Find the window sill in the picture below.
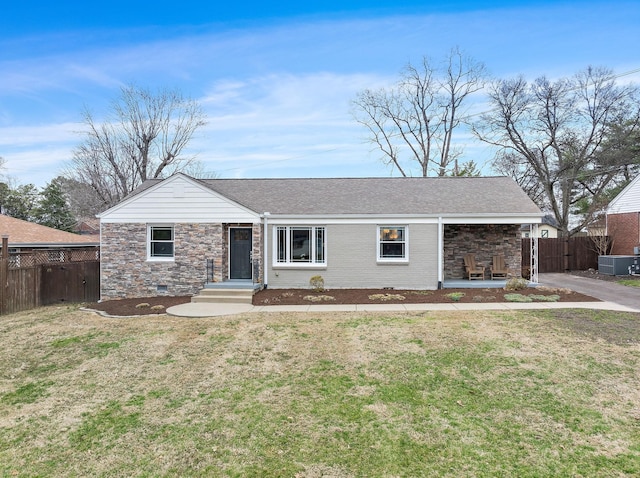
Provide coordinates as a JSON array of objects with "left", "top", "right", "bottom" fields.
[
  {"left": 147, "top": 257, "right": 175, "bottom": 263},
  {"left": 273, "top": 263, "right": 327, "bottom": 270},
  {"left": 376, "top": 260, "right": 409, "bottom": 265}
]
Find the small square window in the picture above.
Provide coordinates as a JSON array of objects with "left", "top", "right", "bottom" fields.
[
  {"left": 378, "top": 226, "right": 408, "bottom": 261},
  {"left": 541, "top": 230, "right": 549, "bottom": 238},
  {"left": 148, "top": 226, "right": 174, "bottom": 260}
]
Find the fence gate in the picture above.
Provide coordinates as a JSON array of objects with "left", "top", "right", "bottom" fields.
[
  {"left": 40, "top": 262, "right": 100, "bottom": 305},
  {"left": 0, "top": 243, "right": 100, "bottom": 315},
  {"left": 522, "top": 237, "right": 601, "bottom": 273}
]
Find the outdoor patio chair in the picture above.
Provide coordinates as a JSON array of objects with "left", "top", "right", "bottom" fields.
[
  {"left": 490, "top": 255, "right": 509, "bottom": 280},
  {"left": 463, "top": 254, "right": 484, "bottom": 280}
]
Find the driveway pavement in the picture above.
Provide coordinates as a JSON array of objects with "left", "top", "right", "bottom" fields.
[{"left": 538, "top": 273, "right": 640, "bottom": 312}]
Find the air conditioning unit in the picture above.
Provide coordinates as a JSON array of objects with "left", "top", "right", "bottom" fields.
[{"left": 598, "top": 255, "right": 636, "bottom": 275}]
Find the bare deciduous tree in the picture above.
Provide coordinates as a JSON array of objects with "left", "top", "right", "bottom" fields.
[
  {"left": 491, "top": 151, "right": 548, "bottom": 208},
  {"left": 67, "top": 85, "right": 207, "bottom": 210},
  {"left": 474, "top": 67, "right": 640, "bottom": 236},
  {"left": 352, "top": 47, "right": 487, "bottom": 177}
]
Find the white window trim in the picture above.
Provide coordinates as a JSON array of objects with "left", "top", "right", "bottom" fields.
[
  {"left": 273, "top": 225, "right": 326, "bottom": 268},
  {"left": 147, "top": 224, "right": 175, "bottom": 262},
  {"left": 377, "top": 225, "right": 409, "bottom": 263}
]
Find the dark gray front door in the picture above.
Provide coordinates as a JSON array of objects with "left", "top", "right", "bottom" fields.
[{"left": 229, "top": 228, "right": 252, "bottom": 280}]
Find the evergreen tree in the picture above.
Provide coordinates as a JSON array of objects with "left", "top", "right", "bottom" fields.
[
  {"left": 3, "top": 183, "right": 39, "bottom": 222},
  {"left": 33, "top": 178, "right": 76, "bottom": 232}
]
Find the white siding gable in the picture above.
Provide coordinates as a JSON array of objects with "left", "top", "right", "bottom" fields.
[
  {"left": 608, "top": 175, "right": 640, "bottom": 214},
  {"left": 99, "top": 174, "right": 259, "bottom": 223}
]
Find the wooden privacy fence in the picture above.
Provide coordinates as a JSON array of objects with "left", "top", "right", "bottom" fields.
[
  {"left": 522, "top": 236, "right": 602, "bottom": 274},
  {"left": 0, "top": 242, "right": 100, "bottom": 315}
]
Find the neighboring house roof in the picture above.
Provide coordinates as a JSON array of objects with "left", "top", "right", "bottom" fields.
[
  {"left": 521, "top": 214, "right": 559, "bottom": 231},
  {"left": 0, "top": 215, "right": 99, "bottom": 247},
  {"left": 608, "top": 175, "right": 640, "bottom": 214},
  {"left": 123, "top": 175, "right": 541, "bottom": 217},
  {"left": 76, "top": 217, "right": 100, "bottom": 235}
]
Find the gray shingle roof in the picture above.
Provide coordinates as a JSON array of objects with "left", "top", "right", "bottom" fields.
[
  {"left": 128, "top": 176, "right": 541, "bottom": 216},
  {"left": 195, "top": 176, "right": 541, "bottom": 216}
]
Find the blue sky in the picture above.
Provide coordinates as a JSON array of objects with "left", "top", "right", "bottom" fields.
[{"left": 1, "top": 0, "right": 638, "bottom": 186}]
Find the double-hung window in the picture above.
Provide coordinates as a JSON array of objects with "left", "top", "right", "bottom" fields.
[
  {"left": 148, "top": 225, "right": 174, "bottom": 260},
  {"left": 275, "top": 226, "right": 325, "bottom": 266},
  {"left": 378, "top": 226, "right": 408, "bottom": 262}
]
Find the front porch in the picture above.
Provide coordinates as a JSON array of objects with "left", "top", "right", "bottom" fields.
[
  {"left": 193, "top": 280, "right": 262, "bottom": 305},
  {"left": 442, "top": 279, "right": 507, "bottom": 289}
]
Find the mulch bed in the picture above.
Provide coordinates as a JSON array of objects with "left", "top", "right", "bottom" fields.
[
  {"left": 85, "top": 285, "right": 597, "bottom": 317},
  {"left": 85, "top": 296, "right": 192, "bottom": 316},
  {"left": 252, "top": 287, "right": 597, "bottom": 306}
]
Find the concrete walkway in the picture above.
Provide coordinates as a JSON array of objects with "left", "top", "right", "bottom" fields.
[{"left": 166, "top": 296, "right": 637, "bottom": 318}]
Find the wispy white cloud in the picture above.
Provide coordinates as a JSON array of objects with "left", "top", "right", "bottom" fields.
[
  {"left": 192, "top": 71, "right": 393, "bottom": 177},
  {"left": 0, "top": 2, "right": 638, "bottom": 185}
]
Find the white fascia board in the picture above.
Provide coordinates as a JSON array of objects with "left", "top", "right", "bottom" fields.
[
  {"left": 267, "top": 213, "right": 543, "bottom": 225},
  {"left": 441, "top": 215, "right": 543, "bottom": 224},
  {"left": 268, "top": 215, "right": 439, "bottom": 225}
]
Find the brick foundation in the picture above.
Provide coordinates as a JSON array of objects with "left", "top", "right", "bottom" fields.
[{"left": 444, "top": 224, "right": 521, "bottom": 279}]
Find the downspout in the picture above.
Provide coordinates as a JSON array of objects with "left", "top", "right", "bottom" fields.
[
  {"left": 263, "top": 212, "right": 270, "bottom": 289},
  {"left": 437, "top": 216, "right": 443, "bottom": 289}
]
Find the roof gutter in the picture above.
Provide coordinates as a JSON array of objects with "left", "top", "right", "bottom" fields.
[
  {"left": 3, "top": 242, "right": 100, "bottom": 248},
  {"left": 264, "top": 213, "right": 544, "bottom": 220}
]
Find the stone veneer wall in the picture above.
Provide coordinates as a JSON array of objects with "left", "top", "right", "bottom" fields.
[
  {"left": 101, "top": 223, "right": 225, "bottom": 299},
  {"left": 444, "top": 224, "right": 521, "bottom": 279},
  {"left": 252, "top": 223, "right": 263, "bottom": 284}
]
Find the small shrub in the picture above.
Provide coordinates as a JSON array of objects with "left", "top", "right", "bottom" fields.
[
  {"left": 504, "top": 278, "right": 529, "bottom": 291},
  {"left": 135, "top": 303, "right": 150, "bottom": 308},
  {"left": 535, "top": 285, "right": 572, "bottom": 294},
  {"left": 368, "top": 294, "right": 406, "bottom": 301},
  {"left": 473, "top": 295, "right": 496, "bottom": 302},
  {"left": 528, "top": 294, "right": 560, "bottom": 302},
  {"left": 446, "top": 292, "right": 465, "bottom": 302},
  {"left": 150, "top": 305, "right": 165, "bottom": 311},
  {"left": 303, "top": 295, "right": 335, "bottom": 303},
  {"left": 309, "top": 275, "right": 325, "bottom": 292},
  {"left": 504, "top": 293, "right": 532, "bottom": 303}
]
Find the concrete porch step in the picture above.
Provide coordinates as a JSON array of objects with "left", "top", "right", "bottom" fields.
[{"left": 191, "top": 287, "right": 255, "bottom": 304}]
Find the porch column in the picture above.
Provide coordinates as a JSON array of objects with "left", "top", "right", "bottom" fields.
[
  {"left": 437, "top": 217, "right": 443, "bottom": 289},
  {"left": 263, "top": 212, "right": 270, "bottom": 288},
  {"left": 529, "top": 223, "right": 539, "bottom": 283}
]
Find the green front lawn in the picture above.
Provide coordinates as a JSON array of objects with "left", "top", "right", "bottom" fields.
[{"left": 1, "top": 306, "right": 639, "bottom": 477}]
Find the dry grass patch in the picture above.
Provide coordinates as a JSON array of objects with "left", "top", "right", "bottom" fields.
[{"left": 0, "top": 305, "right": 639, "bottom": 476}]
